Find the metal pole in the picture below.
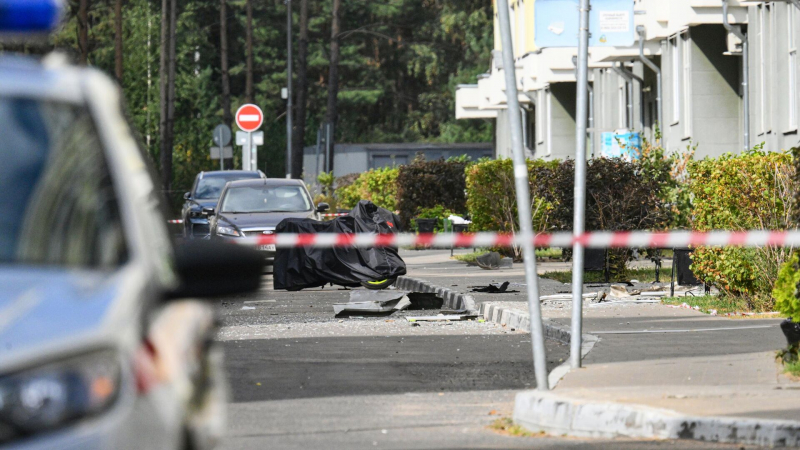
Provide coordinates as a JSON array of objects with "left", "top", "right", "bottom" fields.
[
  {"left": 637, "top": 26, "right": 663, "bottom": 136},
  {"left": 722, "top": 0, "right": 749, "bottom": 151},
  {"left": 496, "top": 0, "right": 549, "bottom": 391},
  {"left": 570, "top": 0, "right": 590, "bottom": 370},
  {"left": 286, "top": 0, "right": 293, "bottom": 178},
  {"left": 315, "top": 126, "right": 321, "bottom": 179},
  {"left": 588, "top": 83, "right": 594, "bottom": 157},
  {"left": 248, "top": 132, "right": 253, "bottom": 172},
  {"left": 325, "top": 123, "right": 332, "bottom": 174},
  {"left": 218, "top": 128, "right": 224, "bottom": 171}
]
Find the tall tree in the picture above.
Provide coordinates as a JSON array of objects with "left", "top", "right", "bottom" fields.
[
  {"left": 324, "top": 0, "right": 341, "bottom": 172},
  {"left": 159, "top": 0, "right": 177, "bottom": 193},
  {"left": 114, "top": 0, "right": 123, "bottom": 82},
  {"left": 78, "top": 0, "right": 89, "bottom": 64},
  {"left": 220, "top": 0, "right": 232, "bottom": 170},
  {"left": 245, "top": 0, "right": 254, "bottom": 103},
  {"left": 291, "top": 0, "right": 308, "bottom": 179}
]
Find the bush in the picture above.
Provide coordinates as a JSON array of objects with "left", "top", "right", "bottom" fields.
[
  {"left": 337, "top": 167, "right": 399, "bottom": 211},
  {"left": 465, "top": 157, "right": 670, "bottom": 277},
  {"left": 411, "top": 205, "right": 455, "bottom": 232},
  {"left": 690, "top": 150, "right": 795, "bottom": 309},
  {"left": 396, "top": 157, "right": 469, "bottom": 228}
]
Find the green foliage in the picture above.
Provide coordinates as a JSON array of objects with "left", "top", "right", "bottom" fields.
[
  {"left": 775, "top": 253, "right": 800, "bottom": 321},
  {"left": 411, "top": 205, "right": 455, "bottom": 232},
  {"left": 396, "top": 157, "right": 469, "bottom": 228},
  {"left": 465, "top": 158, "right": 557, "bottom": 233},
  {"left": 465, "top": 157, "right": 671, "bottom": 277},
  {"left": 689, "top": 151, "right": 796, "bottom": 308},
  {"left": 661, "top": 295, "right": 751, "bottom": 315},
  {"left": 337, "top": 167, "right": 399, "bottom": 211},
  {"left": 45, "top": 0, "right": 493, "bottom": 207}
]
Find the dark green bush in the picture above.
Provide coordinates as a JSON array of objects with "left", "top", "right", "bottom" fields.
[{"left": 396, "top": 157, "right": 468, "bottom": 228}]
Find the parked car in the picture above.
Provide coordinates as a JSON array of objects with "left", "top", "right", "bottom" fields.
[
  {"left": 0, "top": 10, "right": 264, "bottom": 449},
  {"left": 181, "top": 170, "right": 265, "bottom": 239},
  {"left": 205, "top": 179, "right": 329, "bottom": 263}
]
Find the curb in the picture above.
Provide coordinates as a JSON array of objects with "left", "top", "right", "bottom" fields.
[
  {"left": 394, "top": 277, "right": 476, "bottom": 312},
  {"left": 513, "top": 390, "right": 800, "bottom": 447},
  {"left": 478, "top": 302, "right": 599, "bottom": 387}
]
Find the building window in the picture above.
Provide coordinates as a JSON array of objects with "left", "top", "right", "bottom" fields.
[
  {"left": 682, "top": 31, "right": 692, "bottom": 138},
  {"left": 671, "top": 36, "right": 681, "bottom": 124},
  {"left": 789, "top": 6, "right": 798, "bottom": 131}
]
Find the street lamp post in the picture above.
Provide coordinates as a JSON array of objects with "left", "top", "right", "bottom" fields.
[{"left": 286, "top": 0, "right": 293, "bottom": 178}]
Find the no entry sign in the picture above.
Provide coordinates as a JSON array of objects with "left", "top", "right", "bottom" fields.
[{"left": 235, "top": 104, "right": 264, "bottom": 132}]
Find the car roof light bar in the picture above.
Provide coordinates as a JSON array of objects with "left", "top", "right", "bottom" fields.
[{"left": 0, "top": 0, "right": 63, "bottom": 35}]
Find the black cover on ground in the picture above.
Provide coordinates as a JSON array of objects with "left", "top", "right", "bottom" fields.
[{"left": 274, "top": 201, "right": 406, "bottom": 290}]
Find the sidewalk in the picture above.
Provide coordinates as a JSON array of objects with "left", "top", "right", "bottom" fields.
[{"left": 402, "top": 249, "right": 800, "bottom": 447}]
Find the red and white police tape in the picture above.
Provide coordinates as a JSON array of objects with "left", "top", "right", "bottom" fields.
[
  {"left": 231, "top": 229, "right": 800, "bottom": 249},
  {"left": 167, "top": 219, "right": 184, "bottom": 224},
  {"left": 321, "top": 213, "right": 349, "bottom": 218}
]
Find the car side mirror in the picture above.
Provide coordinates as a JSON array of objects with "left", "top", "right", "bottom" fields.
[
  {"left": 202, "top": 207, "right": 216, "bottom": 216},
  {"left": 166, "top": 240, "right": 264, "bottom": 300},
  {"left": 184, "top": 192, "right": 191, "bottom": 200},
  {"left": 316, "top": 202, "right": 330, "bottom": 213}
]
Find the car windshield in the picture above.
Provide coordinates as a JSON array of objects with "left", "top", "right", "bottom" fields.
[
  {"left": 194, "top": 174, "right": 259, "bottom": 199},
  {"left": 0, "top": 97, "right": 127, "bottom": 268},
  {"left": 221, "top": 185, "right": 312, "bottom": 213}
]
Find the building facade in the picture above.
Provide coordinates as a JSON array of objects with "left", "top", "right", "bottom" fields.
[{"left": 456, "top": 0, "right": 800, "bottom": 160}]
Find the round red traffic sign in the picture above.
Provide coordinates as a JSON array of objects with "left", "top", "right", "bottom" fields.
[{"left": 235, "top": 104, "right": 264, "bottom": 132}]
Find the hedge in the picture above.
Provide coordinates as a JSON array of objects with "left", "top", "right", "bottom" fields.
[
  {"left": 690, "top": 151, "right": 795, "bottom": 309},
  {"left": 336, "top": 167, "right": 399, "bottom": 211},
  {"left": 396, "top": 158, "right": 468, "bottom": 228},
  {"left": 465, "top": 157, "right": 670, "bottom": 274}
]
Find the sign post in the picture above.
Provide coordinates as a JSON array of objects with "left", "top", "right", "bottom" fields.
[
  {"left": 213, "top": 124, "right": 232, "bottom": 171},
  {"left": 235, "top": 104, "right": 264, "bottom": 171},
  {"left": 534, "top": 0, "right": 634, "bottom": 369},
  {"left": 497, "top": 0, "right": 550, "bottom": 391}
]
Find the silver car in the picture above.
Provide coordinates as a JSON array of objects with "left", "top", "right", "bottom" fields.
[{"left": 0, "top": 53, "right": 263, "bottom": 449}]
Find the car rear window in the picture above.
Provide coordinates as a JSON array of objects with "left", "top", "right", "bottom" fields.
[
  {"left": 0, "top": 97, "right": 127, "bottom": 269},
  {"left": 194, "top": 173, "right": 261, "bottom": 199}
]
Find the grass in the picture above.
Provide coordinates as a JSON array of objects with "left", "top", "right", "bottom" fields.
[
  {"left": 453, "top": 248, "right": 563, "bottom": 264},
  {"left": 661, "top": 295, "right": 750, "bottom": 315},
  {"left": 540, "top": 267, "right": 673, "bottom": 284},
  {"left": 488, "top": 418, "right": 542, "bottom": 437},
  {"left": 785, "top": 360, "right": 800, "bottom": 378}
]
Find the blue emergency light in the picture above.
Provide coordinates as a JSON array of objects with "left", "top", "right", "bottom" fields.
[{"left": 0, "top": 0, "right": 62, "bottom": 34}]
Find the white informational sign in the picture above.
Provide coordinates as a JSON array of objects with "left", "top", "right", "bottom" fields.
[{"left": 598, "top": 11, "right": 630, "bottom": 33}]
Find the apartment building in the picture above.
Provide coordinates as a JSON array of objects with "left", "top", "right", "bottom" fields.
[{"left": 456, "top": 0, "right": 800, "bottom": 160}]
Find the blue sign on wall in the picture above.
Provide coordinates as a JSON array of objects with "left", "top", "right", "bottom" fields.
[
  {"left": 600, "top": 131, "right": 642, "bottom": 159},
  {"left": 535, "top": 0, "right": 635, "bottom": 49}
]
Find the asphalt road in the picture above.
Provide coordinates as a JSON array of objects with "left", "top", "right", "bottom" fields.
[{"left": 215, "top": 269, "right": 760, "bottom": 449}]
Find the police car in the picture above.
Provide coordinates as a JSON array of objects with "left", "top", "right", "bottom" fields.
[{"left": 0, "top": 2, "right": 263, "bottom": 449}]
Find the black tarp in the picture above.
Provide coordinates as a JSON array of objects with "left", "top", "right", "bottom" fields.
[{"left": 273, "top": 201, "right": 407, "bottom": 290}]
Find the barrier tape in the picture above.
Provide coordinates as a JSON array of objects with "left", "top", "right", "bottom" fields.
[
  {"left": 321, "top": 213, "right": 349, "bottom": 218},
  {"left": 230, "top": 230, "right": 800, "bottom": 249},
  {"left": 167, "top": 219, "right": 184, "bottom": 224}
]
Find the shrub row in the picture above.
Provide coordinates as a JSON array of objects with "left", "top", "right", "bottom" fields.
[{"left": 689, "top": 151, "right": 795, "bottom": 311}]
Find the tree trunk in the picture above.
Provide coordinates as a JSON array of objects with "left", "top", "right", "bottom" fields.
[
  {"left": 325, "top": 0, "right": 341, "bottom": 173},
  {"left": 245, "top": 0, "right": 254, "bottom": 103},
  {"left": 220, "top": 0, "right": 232, "bottom": 169},
  {"left": 159, "top": 0, "right": 169, "bottom": 183},
  {"left": 291, "top": 0, "right": 308, "bottom": 179},
  {"left": 159, "top": 0, "right": 177, "bottom": 195},
  {"left": 78, "top": 0, "right": 89, "bottom": 65},
  {"left": 114, "top": 0, "right": 123, "bottom": 82}
]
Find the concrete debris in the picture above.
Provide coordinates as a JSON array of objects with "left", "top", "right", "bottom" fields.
[
  {"left": 470, "top": 281, "right": 519, "bottom": 293},
  {"left": 407, "top": 292, "right": 444, "bottom": 310},
  {"left": 475, "top": 252, "right": 513, "bottom": 270},
  {"left": 333, "top": 290, "right": 412, "bottom": 317},
  {"left": 406, "top": 314, "right": 478, "bottom": 322},
  {"left": 608, "top": 285, "right": 632, "bottom": 298}
]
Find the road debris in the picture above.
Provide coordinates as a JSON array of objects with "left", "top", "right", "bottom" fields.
[
  {"left": 406, "top": 314, "right": 478, "bottom": 322},
  {"left": 407, "top": 292, "right": 444, "bottom": 310},
  {"left": 333, "top": 290, "right": 411, "bottom": 317},
  {"left": 474, "top": 252, "right": 513, "bottom": 270},
  {"left": 470, "top": 281, "right": 519, "bottom": 293}
]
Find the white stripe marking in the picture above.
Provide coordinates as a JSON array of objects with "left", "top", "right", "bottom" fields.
[{"left": 239, "top": 114, "right": 260, "bottom": 121}]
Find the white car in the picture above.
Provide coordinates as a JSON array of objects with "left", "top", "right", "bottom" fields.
[{"left": 0, "top": 3, "right": 263, "bottom": 449}]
